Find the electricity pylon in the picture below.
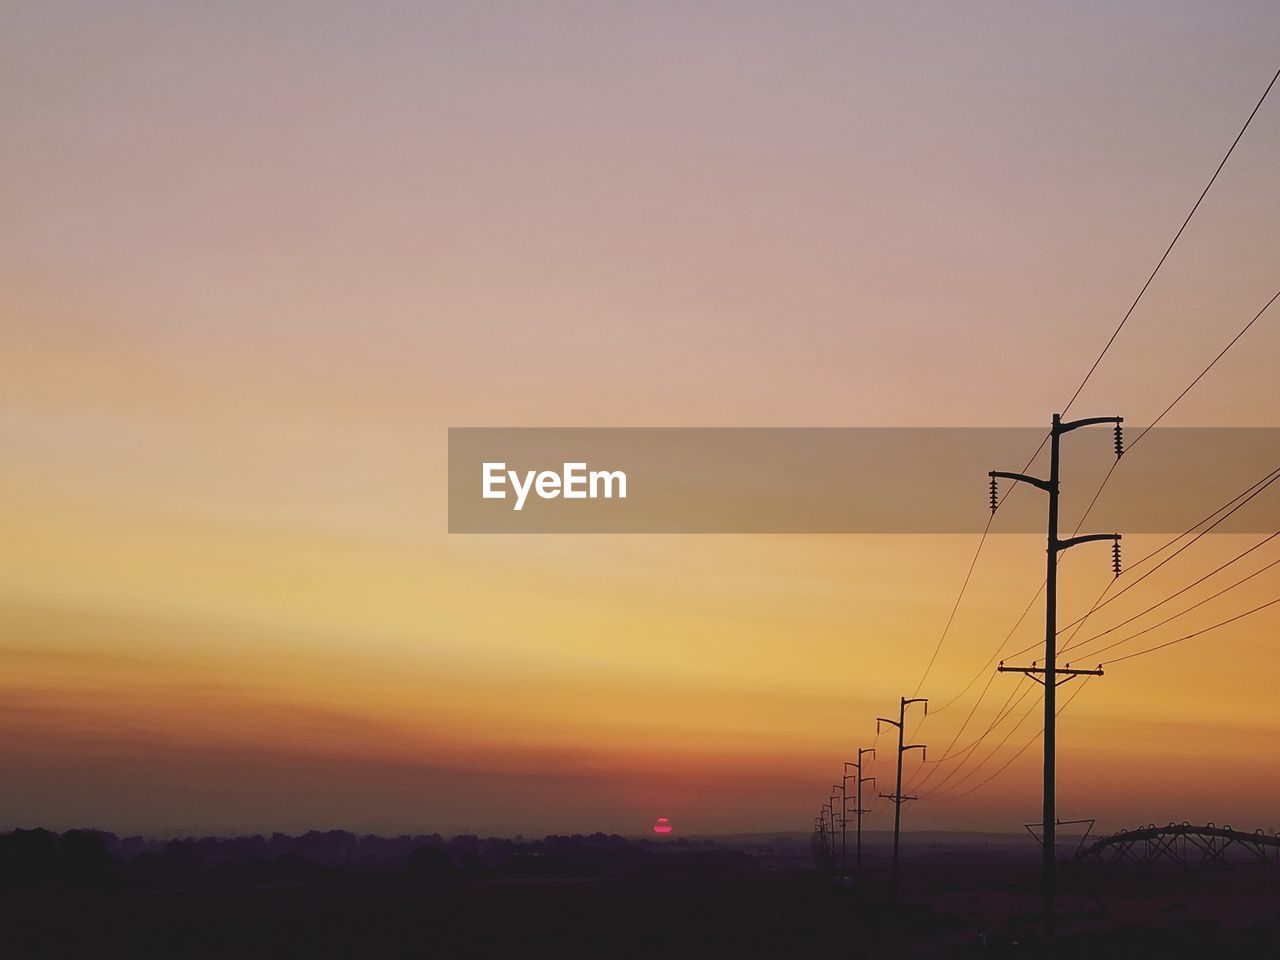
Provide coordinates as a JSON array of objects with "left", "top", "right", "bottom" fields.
[
  {"left": 878, "top": 697, "right": 927, "bottom": 903},
  {"left": 989, "top": 412, "right": 1122, "bottom": 942}
]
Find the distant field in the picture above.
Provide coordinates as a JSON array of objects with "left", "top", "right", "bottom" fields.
[{"left": 3, "top": 867, "right": 1279, "bottom": 958}]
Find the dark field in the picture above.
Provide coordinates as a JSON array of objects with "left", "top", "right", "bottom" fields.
[{"left": 2, "top": 829, "right": 1278, "bottom": 958}]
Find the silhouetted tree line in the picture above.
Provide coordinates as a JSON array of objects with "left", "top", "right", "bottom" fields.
[{"left": 0, "top": 828, "right": 754, "bottom": 890}]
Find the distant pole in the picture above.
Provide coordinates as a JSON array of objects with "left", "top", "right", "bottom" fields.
[
  {"left": 853, "top": 748, "right": 876, "bottom": 882},
  {"left": 830, "top": 790, "right": 841, "bottom": 871},
  {"left": 832, "top": 784, "right": 847, "bottom": 879},
  {"left": 990, "top": 412, "right": 1122, "bottom": 943},
  {"left": 829, "top": 802, "right": 837, "bottom": 854},
  {"left": 841, "top": 763, "right": 859, "bottom": 880},
  {"left": 878, "top": 697, "right": 927, "bottom": 904},
  {"left": 821, "top": 803, "right": 833, "bottom": 863},
  {"left": 834, "top": 778, "right": 844, "bottom": 885}
]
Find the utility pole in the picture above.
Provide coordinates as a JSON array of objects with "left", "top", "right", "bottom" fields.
[
  {"left": 989, "top": 412, "right": 1122, "bottom": 943},
  {"left": 850, "top": 749, "right": 875, "bottom": 882},
  {"left": 821, "top": 803, "right": 834, "bottom": 864},
  {"left": 877, "top": 697, "right": 927, "bottom": 903},
  {"left": 830, "top": 789, "right": 841, "bottom": 872},
  {"left": 817, "top": 807, "right": 826, "bottom": 865},
  {"left": 840, "top": 763, "right": 859, "bottom": 881},
  {"left": 832, "top": 783, "right": 848, "bottom": 880}
]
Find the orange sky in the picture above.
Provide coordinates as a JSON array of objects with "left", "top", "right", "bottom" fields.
[{"left": 2, "top": 2, "right": 1280, "bottom": 837}]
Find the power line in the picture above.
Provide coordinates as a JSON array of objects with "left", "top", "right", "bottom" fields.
[
  {"left": 922, "top": 677, "right": 1094, "bottom": 804},
  {"left": 1059, "top": 64, "right": 1280, "bottom": 417},
  {"left": 932, "top": 583, "right": 1045, "bottom": 717},
  {"left": 916, "top": 666, "right": 1029, "bottom": 779},
  {"left": 1004, "top": 286, "right": 1280, "bottom": 660},
  {"left": 922, "top": 681, "right": 1043, "bottom": 800},
  {"left": 1067, "top": 551, "right": 1280, "bottom": 664},
  {"left": 1101, "top": 595, "right": 1280, "bottom": 666},
  {"left": 1114, "top": 465, "right": 1280, "bottom": 575},
  {"left": 1062, "top": 284, "right": 1280, "bottom": 539},
  {"left": 915, "top": 669, "right": 999, "bottom": 774},
  {"left": 912, "top": 515, "right": 995, "bottom": 697},
  {"left": 818, "top": 61, "right": 1280, "bottom": 854},
  {"left": 905, "top": 220, "right": 1280, "bottom": 728},
  {"left": 911, "top": 62, "right": 1280, "bottom": 720},
  {"left": 927, "top": 88, "right": 1280, "bottom": 729},
  {"left": 917, "top": 462, "right": 1280, "bottom": 809},
  {"left": 908, "top": 587, "right": 1046, "bottom": 790},
  {"left": 909, "top": 457, "right": 1280, "bottom": 812},
  {"left": 1058, "top": 465, "right": 1280, "bottom": 627},
  {"left": 919, "top": 677, "right": 1038, "bottom": 797},
  {"left": 1130, "top": 287, "right": 1280, "bottom": 445},
  {"left": 1056, "top": 575, "right": 1118, "bottom": 653},
  {"left": 1062, "top": 530, "right": 1280, "bottom": 656},
  {"left": 1002, "top": 462, "right": 1280, "bottom": 661}
]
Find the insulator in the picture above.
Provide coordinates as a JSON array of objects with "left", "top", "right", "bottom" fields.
[
  {"left": 989, "top": 476, "right": 999, "bottom": 514},
  {"left": 1112, "top": 539, "right": 1122, "bottom": 578},
  {"left": 1113, "top": 422, "right": 1124, "bottom": 459}
]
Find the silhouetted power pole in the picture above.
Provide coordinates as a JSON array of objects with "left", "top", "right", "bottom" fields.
[
  {"left": 821, "top": 802, "right": 834, "bottom": 862},
  {"left": 850, "top": 748, "right": 875, "bottom": 882},
  {"left": 830, "top": 789, "right": 841, "bottom": 871},
  {"left": 833, "top": 781, "right": 850, "bottom": 880},
  {"left": 878, "top": 697, "right": 927, "bottom": 903},
  {"left": 817, "top": 806, "right": 827, "bottom": 864},
  {"left": 989, "top": 412, "right": 1122, "bottom": 943},
  {"left": 814, "top": 811, "right": 829, "bottom": 865},
  {"left": 841, "top": 762, "right": 865, "bottom": 881}
]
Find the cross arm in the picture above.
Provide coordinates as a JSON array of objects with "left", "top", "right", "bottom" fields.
[
  {"left": 1059, "top": 415, "right": 1123, "bottom": 434},
  {"left": 989, "top": 470, "right": 1052, "bottom": 493},
  {"left": 1058, "top": 532, "right": 1120, "bottom": 552}
]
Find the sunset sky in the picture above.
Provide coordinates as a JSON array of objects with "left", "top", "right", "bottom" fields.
[{"left": 3, "top": 2, "right": 1280, "bottom": 838}]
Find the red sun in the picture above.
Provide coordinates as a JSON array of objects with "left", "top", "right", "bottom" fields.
[{"left": 652, "top": 817, "right": 673, "bottom": 835}]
